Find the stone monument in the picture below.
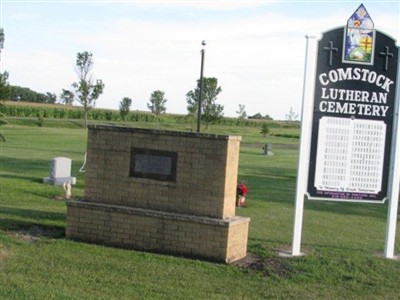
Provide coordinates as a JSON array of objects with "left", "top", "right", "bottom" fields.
[
  {"left": 66, "top": 125, "right": 250, "bottom": 263},
  {"left": 43, "top": 157, "right": 76, "bottom": 185}
]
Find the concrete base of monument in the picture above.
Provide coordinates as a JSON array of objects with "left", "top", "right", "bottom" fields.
[
  {"left": 278, "top": 250, "right": 305, "bottom": 258},
  {"left": 379, "top": 254, "right": 400, "bottom": 260},
  {"left": 43, "top": 176, "right": 76, "bottom": 186},
  {"left": 66, "top": 200, "right": 250, "bottom": 263},
  {"left": 388, "top": 256, "right": 400, "bottom": 261}
]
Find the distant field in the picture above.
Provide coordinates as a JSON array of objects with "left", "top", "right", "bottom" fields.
[
  {"left": 0, "top": 120, "right": 399, "bottom": 299},
  {"left": 0, "top": 100, "right": 301, "bottom": 130}
]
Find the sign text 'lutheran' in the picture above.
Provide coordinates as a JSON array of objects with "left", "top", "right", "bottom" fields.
[{"left": 318, "top": 67, "right": 394, "bottom": 117}]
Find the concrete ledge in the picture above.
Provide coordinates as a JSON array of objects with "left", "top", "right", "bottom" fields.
[
  {"left": 66, "top": 200, "right": 250, "bottom": 263},
  {"left": 67, "top": 200, "right": 250, "bottom": 226}
]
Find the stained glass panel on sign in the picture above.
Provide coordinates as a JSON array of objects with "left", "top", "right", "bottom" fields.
[{"left": 343, "top": 4, "right": 375, "bottom": 64}]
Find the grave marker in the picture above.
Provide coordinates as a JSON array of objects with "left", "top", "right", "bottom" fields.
[
  {"left": 43, "top": 157, "right": 76, "bottom": 185},
  {"left": 66, "top": 126, "right": 250, "bottom": 263},
  {"left": 263, "top": 144, "right": 273, "bottom": 156}
]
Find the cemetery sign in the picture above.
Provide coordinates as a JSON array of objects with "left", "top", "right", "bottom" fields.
[{"left": 307, "top": 4, "right": 399, "bottom": 203}]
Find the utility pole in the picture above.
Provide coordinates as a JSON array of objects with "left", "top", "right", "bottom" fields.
[{"left": 197, "top": 40, "right": 206, "bottom": 133}]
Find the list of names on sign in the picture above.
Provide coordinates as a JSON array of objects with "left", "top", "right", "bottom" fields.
[{"left": 314, "top": 116, "right": 386, "bottom": 195}]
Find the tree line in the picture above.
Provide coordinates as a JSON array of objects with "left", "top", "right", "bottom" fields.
[
  {"left": 59, "top": 51, "right": 229, "bottom": 128},
  {"left": 0, "top": 26, "right": 282, "bottom": 129}
]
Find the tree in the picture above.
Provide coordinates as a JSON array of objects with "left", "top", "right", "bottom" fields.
[
  {"left": 0, "top": 27, "right": 4, "bottom": 52},
  {"left": 248, "top": 112, "right": 273, "bottom": 120},
  {"left": 0, "top": 112, "right": 7, "bottom": 142},
  {"left": 66, "top": 51, "right": 104, "bottom": 127},
  {"left": 260, "top": 123, "right": 270, "bottom": 137},
  {"left": 8, "top": 85, "right": 54, "bottom": 103},
  {"left": 236, "top": 104, "right": 247, "bottom": 120},
  {"left": 286, "top": 107, "right": 299, "bottom": 122},
  {"left": 60, "top": 89, "right": 75, "bottom": 105},
  {"left": 0, "top": 71, "right": 10, "bottom": 100},
  {"left": 119, "top": 97, "right": 132, "bottom": 120},
  {"left": 46, "top": 92, "right": 57, "bottom": 104},
  {"left": 147, "top": 90, "right": 167, "bottom": 117},
  {"left": 186, "top": 77, "right": 224, "bottom": 129},
  {"left": 0, "top": 28, "right": 7, "bottom": 141},
  {"left": 0, "top": 28, "right": 10, "bottom": 101}
]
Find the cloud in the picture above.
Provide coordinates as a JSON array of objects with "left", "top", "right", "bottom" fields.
[
  {"left": 4, "top": 50, "right": 75, "bottom": 93},
  {"left": 5, "top": 12, "right": 41, "bottom": 22},
  {"left": 110, "top": 0, "right": 281, "bottom": 10}
]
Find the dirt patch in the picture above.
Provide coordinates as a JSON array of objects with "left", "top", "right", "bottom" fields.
[
  {"left": 15, "top": 225, "right": 64, "bottom": 243},
  {"left": 233, "top": 253, "right": 292, "bottom": 278},
  {"left": 0, "top": 245, "right": 9, "bottom": 269},
  {"left": 242, "top": 143, "right": 298, "bottom": 150},
  {"left": 49, "top": 196, "right": 67, "bottom": 201},
  {"left": 0, "top": 247, "right": 8, "bottom": 260}
]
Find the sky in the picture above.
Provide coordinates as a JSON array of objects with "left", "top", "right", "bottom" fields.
[{"left": 1, "top": 0, "right": 399, "bottom": 120}]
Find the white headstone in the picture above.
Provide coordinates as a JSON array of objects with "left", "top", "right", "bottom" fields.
[{"left": 43, "top": 157, "right": 76, "bottom": 185}]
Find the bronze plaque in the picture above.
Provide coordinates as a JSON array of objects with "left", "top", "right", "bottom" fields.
[{"left": 130, "top": 148, "right": 177, "bottom": 182}]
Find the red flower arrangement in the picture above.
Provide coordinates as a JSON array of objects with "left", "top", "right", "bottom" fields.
[
  {"left": 237, "top": 183, "right": 249, "bottom": 197},
  {"left": 236, "top": 181, "right": 248, "bottom": 207}
]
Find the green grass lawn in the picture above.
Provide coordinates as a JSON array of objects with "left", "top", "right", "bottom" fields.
[{"left": 1, "top": 121, "right": 400, "bottom": 299}]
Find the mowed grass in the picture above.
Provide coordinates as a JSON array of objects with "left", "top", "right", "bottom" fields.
[{"left": 1, "top": 121, "right": 400, "bottom": 299}]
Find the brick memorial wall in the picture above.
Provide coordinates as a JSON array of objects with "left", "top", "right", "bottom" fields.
[{"left": 66, "top": 125, "right": 250, "bottom": 263}]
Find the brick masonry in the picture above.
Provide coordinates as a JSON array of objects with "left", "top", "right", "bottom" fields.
[{"left": 66, "top": 125, "right": 250, "bottom": 263}]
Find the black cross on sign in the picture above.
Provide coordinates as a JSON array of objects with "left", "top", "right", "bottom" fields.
[
  {"left": 379, "top": 46, "right": 394, "bottom": 71},
  {"left": 323, "top": 41, "right": 338, "bottom": 66}
]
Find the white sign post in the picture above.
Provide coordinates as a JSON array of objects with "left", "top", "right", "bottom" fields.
[
  {"left": 291, "top": 35, "right": 317, "bottom": 256},
  {"left": 384, "top": 47, "right": 400, "bottom": 259}
]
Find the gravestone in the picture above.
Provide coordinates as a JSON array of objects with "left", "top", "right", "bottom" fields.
[
  {"left": 263, "top": 144, "right": 273, "bottom": 155},
  {"left": 66, "top": 125, "right": 250, "bottom": 263},
  {"left": 43, "top": 157, "right": 76, "bottom": 185}
]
